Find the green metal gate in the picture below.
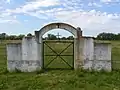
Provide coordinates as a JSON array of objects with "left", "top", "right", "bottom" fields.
[{"left": 43, "top": 40, "right": 74, "bottom": 70}]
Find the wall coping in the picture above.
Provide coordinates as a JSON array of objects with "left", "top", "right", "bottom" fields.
[
  {"left": 94, "top": 42, "right": 111, "bottom": 44},
  {"left": 7, "top": 42, "right": 21, "bottom": 44}
]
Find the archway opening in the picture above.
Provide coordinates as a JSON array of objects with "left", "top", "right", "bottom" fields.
[
  {"left": 42, "top": 29, "right": 75, "bottom": 70},
  {"left": 42, "top": 29, "right": 75, "bottom": 40}
]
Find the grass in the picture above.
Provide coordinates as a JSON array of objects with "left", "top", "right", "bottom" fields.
[{"left": 0, "top": 40, "right": 120, "bottom": 90}]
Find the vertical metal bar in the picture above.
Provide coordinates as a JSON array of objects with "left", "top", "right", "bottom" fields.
[
  {"left": 43, "top": 41, "right": 44, "bottom": 69},
  {"left": 73, "top": 41, "right": 74, "bottom": 69}
]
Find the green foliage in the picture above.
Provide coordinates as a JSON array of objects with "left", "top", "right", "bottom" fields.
[
  {"left": 27, "top": 33, "right": 32, "bottom": 37},
  {"left": 43, "top": 34, "right": 74, "bottom": 40},
  {"left": 96, "top": 32, "right": 120, "bottom": 40},
  {"left": 47, "top": 34, "right": 57, "bottom": 40},
  {"left": 14, "top": 68, "right": 22, "bottom": 73},
  {"left": 0, "top": 33, "right": 25, "bottom": 40},
  {"left": 1, "top": 32, "right": 120, "bottom": 41},
  {"left": 0, "top": 33, "right": 8, "bottom": 41},
  {"left": 67, "top": 36, "right": 74, "bottom": 40},
  {"left": 34, "top": 69, "right": 45, "bottom": 74},
  {"left": 17, "top": 34, "right": 25, "bottom": 40}
]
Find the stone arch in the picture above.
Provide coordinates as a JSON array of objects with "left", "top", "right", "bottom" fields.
[
  {"left": 35, "top": 22, "right": 82, "bottom": 69},
  {"left": 35, "top": 22, "right": 81, "bottom": 43}
]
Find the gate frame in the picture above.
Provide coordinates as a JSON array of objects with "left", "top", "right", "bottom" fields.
[
  {"left": 35, "top": 22, "right": 83, "bottom": 69},
  {"left": 43, "top": 40, "right": 74, "bottom": 69}
]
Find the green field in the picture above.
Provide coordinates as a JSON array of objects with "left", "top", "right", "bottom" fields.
[{"left": 0, "top": 40, "right": 120, "bottom": 90}]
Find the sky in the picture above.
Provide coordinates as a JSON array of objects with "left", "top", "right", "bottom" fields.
[{"left": 0, "top": 0, "right": 120, "bottom": 37}]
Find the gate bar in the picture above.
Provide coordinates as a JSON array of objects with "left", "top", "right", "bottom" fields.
[{"left": 43, "top": 40, "right": 74, "bottom": 43}]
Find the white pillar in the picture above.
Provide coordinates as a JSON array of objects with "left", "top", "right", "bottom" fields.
[
  {"left": 21, "top": 36, "right": 42, "bottom": 72},
  {"left": 82, "top": 37, "right": 94, "bottom": 70}
]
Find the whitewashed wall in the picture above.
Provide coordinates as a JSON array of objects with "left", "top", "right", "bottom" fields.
[
  {"left": 82, "top": 38, "right": 111, "bottom": 71},
  {"left": 6, "top": 36, "right": 111, "bottom": 72},
  {"left": 94, "top": 43, "right": 111, "bottom": 71},
  {"left": 21, "top": 37, "right": 41, "bottom": 72},
  {"left": 82, "top": 37, "right": 94, "bottom": 70},
  {"left": 7, "top": 43, "right": 22, "bottom": 71}
]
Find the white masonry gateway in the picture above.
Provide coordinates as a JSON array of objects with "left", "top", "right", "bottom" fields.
[{"left": 7, "top": 23, "right": 111, "bottom": 72}]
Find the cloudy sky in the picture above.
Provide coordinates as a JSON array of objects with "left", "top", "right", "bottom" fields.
[{"left": 0, "top": 0, "right": 120, "bottom": 37}]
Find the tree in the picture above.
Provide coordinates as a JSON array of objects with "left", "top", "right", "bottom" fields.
[
  {"left": 115, "top": 33, "right": 120, "bottom": 40},
  {"left": 67, "top": 36, "right": 74, "bottom": 40},
  {"left": 27, "top": 33, "right": 32, "bottom": 37},
  {"left": 61, "top": 37, "right": 67, "bottom": 40},
  {"left": 96, "top": 32, "right": 117, "bottom": 40},
  {"left": 0, "top": 33, "right": 7, "bottom": 40},
  {"left": 9, "top": 35, "right": 17, "bottom": 40},
  {"left": 47, "top": 34, "right": 57, "bottom": 40},
  {"left": 0, "top": 33, "right": 26, "bottom": 40},
  {"left": 18, "top": 34, "right": 25, "bottom": 40}
]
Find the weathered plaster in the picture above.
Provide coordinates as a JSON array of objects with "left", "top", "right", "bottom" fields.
[
  {"left": 6, "top": 22, "right": 112, "bottom": 72},
  {"left": 7, "top": 43, "right": 22, "bottom": 71},
  {"left": 21, "top": 36, "right": 42, "bottom": 72},
  {"left": 94, "top": 43, "right": 111, "bottom": 71}
]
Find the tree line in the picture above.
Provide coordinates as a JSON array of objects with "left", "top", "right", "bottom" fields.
[
  {"left": 0, "top": 33, "right": 32, "bottom": 40},
  {"left": 43, "top": 34, "right": 74, "bottom": 40},
  {"left": 44, "top": 33, "right": 120, "bottom": 40},
  {"left": 96, "top": 32, "right": 120, "bottom": 40},
  {"left": 0, "top": 33, "right": 74, "bottom": 40},
  {"left": 0, "top": 32, "right": 120, "bottom": 40}
]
